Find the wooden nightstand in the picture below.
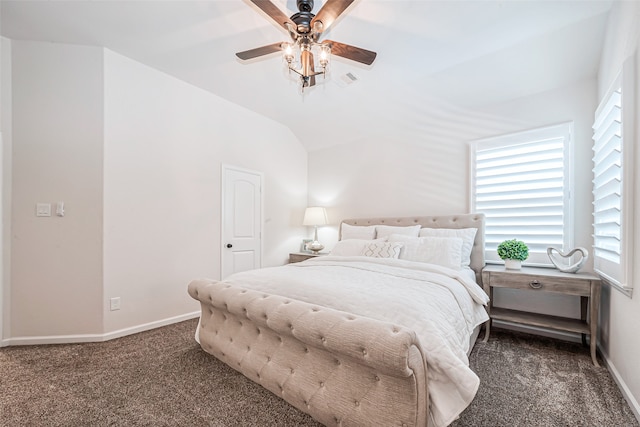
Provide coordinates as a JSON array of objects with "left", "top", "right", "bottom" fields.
[
  {"left": 289, "top": 252, "right": 326, "bottom": 263},
  {"left": 482, "top": 264, "right": 601, "bottom": 366}
]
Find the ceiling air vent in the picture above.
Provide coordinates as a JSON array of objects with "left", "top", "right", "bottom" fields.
[{"left": 335, "top": 72, "right": 359, "bottom": 88}]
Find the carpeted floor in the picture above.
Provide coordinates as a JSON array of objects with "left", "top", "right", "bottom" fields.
[
  {"left": 451, "top": 329, "right": 638, "bottom": 427},
  {"left": 0, "top": 318, "right": 637, "bottom": 426}
]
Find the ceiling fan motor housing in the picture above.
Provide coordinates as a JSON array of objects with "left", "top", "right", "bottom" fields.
[
  {"left": 297, "top": 0, "right": 314, "bottom": 12},
  {"left": 292, "top": 0, "right": 315, "bottom": 33}
]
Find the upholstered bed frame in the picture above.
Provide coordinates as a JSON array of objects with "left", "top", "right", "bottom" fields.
[
  {"left": 340, "top": 214, "right": 486, "bottom": 286},
  {"left": 188, "top": 214, "right": 485, "bottom": 427}
]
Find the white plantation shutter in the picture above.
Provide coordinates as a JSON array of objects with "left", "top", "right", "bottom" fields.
[
  {"left": 592, "top": 88, "right": 621, "bottom": 275},
  {"left": 471, "top": 123, "right": 573, "bottom": 265},
  {"left": 592, "top": 55, "right": 635, "bottom": 293}
]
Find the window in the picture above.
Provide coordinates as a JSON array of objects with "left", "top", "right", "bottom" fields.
[
  {"left": 470, "top": 123, "right": 573, "bottom": 265},
  {"left": 592, "top": 55, "right": 635, "bottom": 295}
]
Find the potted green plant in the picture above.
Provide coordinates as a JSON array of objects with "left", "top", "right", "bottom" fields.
[{"left": 497, "top": 239, "right": 529, "bottom": 270}]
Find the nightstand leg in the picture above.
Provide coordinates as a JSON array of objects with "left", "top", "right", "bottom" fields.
[
  {"left": 590, "top": 282, "right": 601, "bottom": 367},
  {"left": 483, "top": 319, "right": 491, "bottom": 342},
  {"left": 580, "top": 296, "right": 588, "bottom": 347},
  {"left": 482, "top": 284, "right": 492, "bottom": 342},
  {"left": 590, "top": 340, "right": 599, "bottom": 367}
]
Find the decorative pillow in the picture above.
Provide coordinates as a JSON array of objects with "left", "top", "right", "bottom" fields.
[
  {"left": 331, "top": 238, "right": 385, "bottom": 256},
  {"left": 375, "top": 224, "right": 421, "bottom": 239},
  {"left": 388, "top": 234, "right": 463, "bottom": 269},
  {"left": 418, "top": 228, "right": 477, "bottom": 268},
  {"left": 340, "top": 223, "right": 377, "bottom": 240},
  {"left": 361, "top": 241, "right": 403, "bottom": 259},
  {"left": 387, "top": 234, "right": 424, "bottom": 245}
]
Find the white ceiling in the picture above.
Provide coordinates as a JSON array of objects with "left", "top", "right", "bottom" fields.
[{"left": 1, "top": 0, "right": 613, "bottom": 151}]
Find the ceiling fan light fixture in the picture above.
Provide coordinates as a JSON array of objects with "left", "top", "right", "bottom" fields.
[
  {"left": 282, "top": 42, "right": 295, "bottom": 64},
  {"left": 281, "top": 41, "right": 329, "bottom": 89},
  {"left": 319, "top": 44, "right": 331, "bottom": 70},
  {"left": 237, "top": 0, "right": 376, "bottom": 92}
]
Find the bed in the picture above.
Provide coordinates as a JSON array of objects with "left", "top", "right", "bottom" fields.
[{"left": 188, "top": 214, "right": 488, "bottom": 427}]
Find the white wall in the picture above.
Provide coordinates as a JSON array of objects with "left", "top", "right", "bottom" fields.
[
  {"left": 1, "top": 37, "right": 12, "bottom": 344},
  {"left": 596, "top": 0, "right": 640, "bottom": 418},
  {"left": 479, "top": 78, "right": 597, "bottom": 321},
  {"left": 102, "top": 50, "right": 308, "bottom": 334},
  {"left": 4, "top": 41, "right": 308, "bottom": 341},
  {"left": 309, "top": 78, "right": 597, "bottom": 281},
  {"left": 10, "top": 41, "right": 105, "bottom": 338},
  {"left": 0, "top": 8, "right": 3, "bottom": 345},
  {"left": 309, "top": 78, "right": 596, "bottom": 324}
]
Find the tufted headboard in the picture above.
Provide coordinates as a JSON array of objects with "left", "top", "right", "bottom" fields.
[{"left": 340, "top": 214, "right": 486, "bottom": 286}]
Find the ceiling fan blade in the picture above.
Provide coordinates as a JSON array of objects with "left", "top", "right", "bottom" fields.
[
  {"left": 324, "top": 40, "right": 377, "bottom": 65},
  {"left": 311, "top": 0, "right": 355, "bottom": 34},
  {"left": 309, "top": 53, "right": 317, "bottom": 87},
  {"left": 236, "top": 42, "right": 283, "bottom": 60},
  {"left": 248, "top": 0, "right": 296, "bottom": 31},
  {"left": 300, "top": 50, "right": 316, "bottom": 88}
]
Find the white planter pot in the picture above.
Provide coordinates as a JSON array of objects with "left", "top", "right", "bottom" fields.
[{"left": 504, "top": 259, "right": 522, "bottom": 270}]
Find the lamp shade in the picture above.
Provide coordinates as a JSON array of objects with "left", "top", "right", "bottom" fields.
[{"left": 303, "top": 207, "right": 328, "bottom": 226}]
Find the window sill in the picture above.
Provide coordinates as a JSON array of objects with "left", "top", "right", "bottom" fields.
[{"left": 604, "top": 279, "right": 633, "bottom": 298}]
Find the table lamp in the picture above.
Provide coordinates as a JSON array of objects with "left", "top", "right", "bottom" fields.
[{"left": 303, "top": 207, "right": 328, "bottom": 253}]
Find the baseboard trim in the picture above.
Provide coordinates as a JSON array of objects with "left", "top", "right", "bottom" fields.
[
  {"left": 600, "top": 349, "right": 640, "bottom": 423},
  {"left": 3, "top": 311, "right": 201, "bottom": 346}
]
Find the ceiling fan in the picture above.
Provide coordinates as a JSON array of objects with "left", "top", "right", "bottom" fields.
[{"left": 236, "top": 0, "right": 377, "bottom": 90}]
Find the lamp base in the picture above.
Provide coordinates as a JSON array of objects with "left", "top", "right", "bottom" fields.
[{"left": 307, "top": 241, "right": 324, "bottom": 253}]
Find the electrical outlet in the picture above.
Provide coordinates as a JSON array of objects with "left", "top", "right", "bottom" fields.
[{"left": 110, "top": 297, "right": 121, "bottom": 311}]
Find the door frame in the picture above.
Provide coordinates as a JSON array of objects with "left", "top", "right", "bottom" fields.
[{"left": 220, "top": 164, "right": 264, "bottom": 279}]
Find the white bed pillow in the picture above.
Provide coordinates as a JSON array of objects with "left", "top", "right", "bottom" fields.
[
  {"left": 418, "top": 227, "right": 477, "bottom": 268},
  {"left": 388, "top": 234, "right": 463, "bottom": 269},
  {"left": 375, "top": 224, "right": 421, "bottom": 239},
  {"left": 331, "top": 238, "right": 385, "bottom": 256},
  {"left": 340, "top": 223, "right": 377, "bottom": 240},
  {"left": 361, "top": 241, "right": 403, "bottom": 259}
]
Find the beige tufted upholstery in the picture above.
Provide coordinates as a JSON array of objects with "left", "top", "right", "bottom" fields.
[
  {"left": 340, "top": 214, "right": 486, "bottom": 285},
  {"left": 189, "top": 214, "right": 484, "bottom": 426},
  {"left": 188, "top": 279, "right": 428, "bottom": 426}
]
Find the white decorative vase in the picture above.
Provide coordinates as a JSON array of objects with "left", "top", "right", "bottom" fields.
[
  {"left": 307, "top": 241, "right": 325, "bottom": 253},
  {"left": 504, "top": 259, "right": 522, "bottom": 270},
  {"left": 546, "top": 247, "right": 588, "bottom": 273}
]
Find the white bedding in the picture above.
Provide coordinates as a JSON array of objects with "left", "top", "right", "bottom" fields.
[{"left": 223, "top": 255, "right": 489, "bottom": 427}]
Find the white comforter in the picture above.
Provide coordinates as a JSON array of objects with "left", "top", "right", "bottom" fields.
[{"left": 223, "top": 256, "right": 489, "bottom": 427}]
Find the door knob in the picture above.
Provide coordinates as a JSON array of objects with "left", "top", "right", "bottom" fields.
[{"left": 226, "top": 244, "right": 233, "bottom": 248}]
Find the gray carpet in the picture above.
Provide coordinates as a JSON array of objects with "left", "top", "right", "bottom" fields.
[
  {"left": 0, "top": 318, "right": 637, "bottom": 426},
  {"left": 451, "top": 329, "right": 638, "bottom": 427}
]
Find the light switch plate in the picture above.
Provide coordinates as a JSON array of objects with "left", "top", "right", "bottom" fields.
[{"left": 36, "top": 203, "right": 51, "bottom": 217}]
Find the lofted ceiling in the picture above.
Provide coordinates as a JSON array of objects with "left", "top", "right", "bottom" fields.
[{"left": 1, "top": 0, "right": 613, "bottom": 151}]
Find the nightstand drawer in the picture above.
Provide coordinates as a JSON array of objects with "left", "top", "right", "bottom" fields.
[{"left": 487, "top": 272, "right": 591, "bottom": 296}]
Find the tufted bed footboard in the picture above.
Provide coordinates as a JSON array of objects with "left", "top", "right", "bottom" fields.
[{"left": 188, "top": 279, "right": 429, "bottom": 427}]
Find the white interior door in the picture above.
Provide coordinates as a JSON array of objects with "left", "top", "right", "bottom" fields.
[{"left": 221, "top": 165, "right": 262, "bottom": 279}]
